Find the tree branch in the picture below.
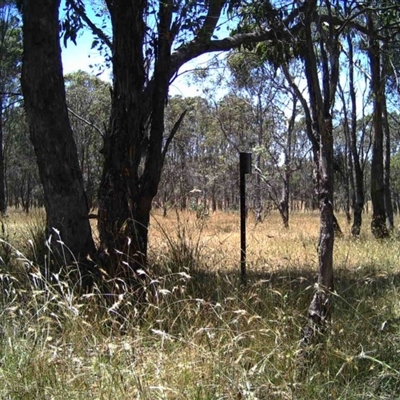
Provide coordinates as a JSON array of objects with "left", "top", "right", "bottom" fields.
[
  {"left": 281, "top": 63, "right": 319, "bottom": 155},
  {"left": 162, "top": 109, "right": 187, "bottom": 161},
  {"left": 67, "top": 107, "right": 105, "bottom": 137},
  {"left": 68, "top": 0, "right": 112, "bottom": 50},
  {"left": 170, "top": 30, "right": 277, "bottom": 79},
  {"left": 213, "top": 100, "right": 241, "bottom": 153},
  {"left": 197, "top": 0, "right": 225, "bottom": 41},
  {"left": 0, "top": 91, "right": 22, "bottom": 97}
]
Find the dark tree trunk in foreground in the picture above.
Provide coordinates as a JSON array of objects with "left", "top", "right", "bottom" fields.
[
  {"left": 21, "top": 0, "right": 95, "bottom": 260},
  {"left": 97, "top": 1, "right": 172, "bottom": 278}
]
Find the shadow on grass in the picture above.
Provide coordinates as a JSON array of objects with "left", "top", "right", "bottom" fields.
[
  {"left": 144, "top": 262, "right": 400, "bottom": 398},
  {"left": 173, "top": 263, "right": 400, "bottom": 314}
]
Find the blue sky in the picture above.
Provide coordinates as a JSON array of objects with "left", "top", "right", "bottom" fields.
[
  {"left": 61, "top": 29, "right": 108, "bottom": 77},
  {"left": 59, "top": 2, "right": 223, "bottom": 98},
  {"left": 60, "top": 28, "right": 210, "bottom": 97},
  {"left": 60, "top": 17, "right": 208, "bottom": 98},
  {"left": 60, "top": 0, "right": 110, "bottom": 80}
]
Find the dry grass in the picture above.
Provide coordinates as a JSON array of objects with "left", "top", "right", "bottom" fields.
[
  {"left": 149, "top": 209, "right": 400, "bottom": 274},
  {"left": 0, "top": 208, "right": 400, "bottom": 399}
]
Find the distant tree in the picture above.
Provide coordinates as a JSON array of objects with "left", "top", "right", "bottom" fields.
[
  {"left": 342, "top": 30, "right": 365, "bottom": 236},
  {"left": 226, "top": 51, "right": 290, "bottom": 225},
  {"left": 4, "top": 105, "right": 40, "bottom": 211},
  {"left": 0, "top": 0, "right": 22, "bottom": 213},
  {"left": 64, "top": 70, "right": 111, "bottom": 209},
  {"left": 160, "top": 96, "right": 215, "bottom": 215},
  {"left": 213, "top": 93, "right": 256, "bottom": 211},
  {"left": 359, "top": 0, "right": 400, "bottom": 237}
]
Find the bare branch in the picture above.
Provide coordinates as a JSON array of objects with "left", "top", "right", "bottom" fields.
[
  {"left": 162, "top": 109, "right": 187, "bottom": 161},
  {"left": 68, "top": 107, "right": 105, "bottom": 137},
  {"left": 0, "top": 91, "right": 22, "bottom": 97},
  {"left": 213, "top": 100, "right": 241, "bottom": 153}
]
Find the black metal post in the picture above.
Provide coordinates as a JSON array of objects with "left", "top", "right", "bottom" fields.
[{"left": 240, "top": 152, "right": 251, "bottom": 285}]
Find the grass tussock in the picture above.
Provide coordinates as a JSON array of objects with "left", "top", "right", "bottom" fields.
[{"left": 0, "top": 208, "right": 399, "bottom": 399}]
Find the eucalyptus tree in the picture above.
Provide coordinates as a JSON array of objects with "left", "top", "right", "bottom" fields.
[
  {"left": 21, "top": 0, "right": 96, "bottom": 261},
  {"left": 160, "top": 95, "right": 217, "bottom": 214},
  {"left": 377, "top": 3, "right": 400, "bottom": 229},
  {"left": 391, "top": 152, "right": 400, "bottom": 213},
  {"left": 234, "top": 0, "right": 347, "bottom": 338},
  {"left": 365, "top": 5, "right": 390, "bottom": 237},
  {"left": 159, "top": 95, "right": 191, "bottom": 214},
  {"left": 332, "top": 101, "right": 351, "bottom": 220},
  {"left": 194, "top": 101, "right": 229, "bottom": 213},
  {"left": 213, "top": 93, "right": 256, "bottom": 210},
  {"left": 296, "top": 1, "right": 342, "bottom": 335}
]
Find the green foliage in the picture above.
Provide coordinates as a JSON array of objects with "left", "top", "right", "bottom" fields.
[
  {"left": 61, "top": 0, "right": 85, "bottom": 47},
  {"left": 227, "top": 50, "right": 265, "bottom": 88},
  {"left": 230, "top": 0, "right": 307, "bottom": 65},
  {"left": 0, "top": 2, "right": 22, "bottom": 86}
]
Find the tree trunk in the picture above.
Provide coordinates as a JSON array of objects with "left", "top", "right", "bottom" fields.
[
  {"left": 0, "top": 98, "right": 6, "bottom": 213},
  {"left": 301, "top": 0, "right": 337, "bottom": 344},
  {"left": 347, "top": 33, "right": 364, "bottom": 236},
  {"left": 343, "top": 125, "right": 351, "bottom": 224},
  {"left": 382, "top": 86, "right": 393, "bottom": 231},
  {"left": 21, "top": 0, "right": 95, "bottom": 261},
  {"left": 339, "top": 79, "right": 355, "bottom": 226},
  {"left": 255, "top": 153, "right": 263, "bottom": 224},
  {"left": 98, "top": 1, "right": 171, "bottom": 278},
  {"left": 368, "top": 15, "right": 389, "bottom": 239},
  {"left": 305, "top": 119, "right": 335, "bottom": 336},
  {"left": 97, "top": 0, "right": 148, "bottom": 274},
  {"left": 255, "top": 93, "right": 263, "bottom": 224},
  {"left": 279, "top": 94, "right": 296, "bottom": 229}
]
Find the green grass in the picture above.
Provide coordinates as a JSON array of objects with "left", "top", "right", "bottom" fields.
[{"left": 0, "top": 209, "right": 399, "bottom": 399}]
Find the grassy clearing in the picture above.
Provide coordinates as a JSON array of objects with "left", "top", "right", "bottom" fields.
[{"left": 0, "top": 208, "right": 400, "bottom": 399}]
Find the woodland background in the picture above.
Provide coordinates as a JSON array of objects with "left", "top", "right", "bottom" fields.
[{"left": 1, "top": 1, "right": 400, "bottom": 398}]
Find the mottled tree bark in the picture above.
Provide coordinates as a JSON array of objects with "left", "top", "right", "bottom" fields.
[
  {"left": 21, "top": 0, "right": 95, "bottom": 261},
  {"left": 96, "top": 0, "right": 267, "bottom": 276},
  {"left": 300, "top": 0, "right": 338, "bottom": 344},
  {"left": 97, "top": 1, "right": 173, "bottom": 278}
]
